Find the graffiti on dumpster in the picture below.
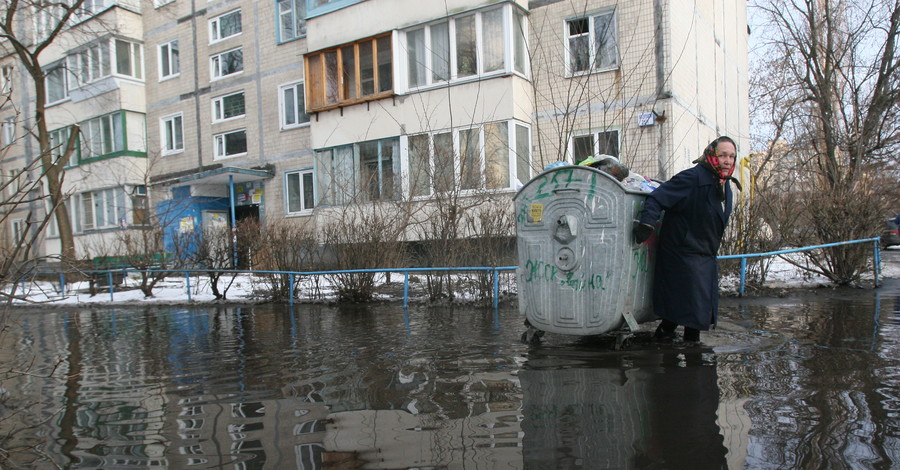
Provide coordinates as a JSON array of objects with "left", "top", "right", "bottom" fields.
[
  {"left": 631, "top": 246, "right": 653, "bottom": 279},
  {"left": 523, "top": 258, "right": 607, "bottom": 291},
  {"left": 518, "top": 169, "right": 602, "bottom": 224}
]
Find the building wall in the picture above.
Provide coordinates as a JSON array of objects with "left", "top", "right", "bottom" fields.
[{"left": 666, "top": 0, "right": 749, "bottom": 176}]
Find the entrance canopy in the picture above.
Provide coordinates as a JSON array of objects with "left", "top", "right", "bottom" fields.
[{"left": 162, "top": 166, "right": 274, "bottom": 186}]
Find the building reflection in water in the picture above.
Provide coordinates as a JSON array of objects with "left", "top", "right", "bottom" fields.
[{"left": 6, "top": 290, "right": 900, "bottom": 469}]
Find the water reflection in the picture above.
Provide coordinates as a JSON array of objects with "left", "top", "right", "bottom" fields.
[
  {"left": 521, "top": 345, "right": 728, "bottom": 469},
  {"left": 2, "top": 281, "right": 900, "bottom": 469}
]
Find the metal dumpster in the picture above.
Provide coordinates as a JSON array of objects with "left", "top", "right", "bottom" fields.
[{"left": 514, "top": 165, "right": 656, "bottom": 339}]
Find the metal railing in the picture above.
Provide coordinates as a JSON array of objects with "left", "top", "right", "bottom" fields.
[
  {"left": 6, "top": 237, "right": 885, "bottom": 305},
  {"left": 718, "top": 237, "right": 883, "bottom": 295}
]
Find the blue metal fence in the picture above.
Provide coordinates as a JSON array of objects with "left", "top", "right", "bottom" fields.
[
  {"left": 718, "top": 237, "right": 883, "bottom": 295},
  {"left": 8, "top": 237, "right": 885, "bottom": 305}
]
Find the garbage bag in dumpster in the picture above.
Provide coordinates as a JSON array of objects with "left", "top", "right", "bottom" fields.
[{"left": 514, "top": 165, "right": 657, "bottom": 339}]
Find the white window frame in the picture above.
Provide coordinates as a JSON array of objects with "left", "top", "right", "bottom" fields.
[
  {"left": 1, "top": 65, "right": 12, "bottom": 94},
  {"left": 402, "top": 4, "right": 523, "bottom": 92},
  {"left": 49, "top": 127, "right": 74, "bottom": 165},
  {"left": 66, "top": 41, "right": 111, "bottom": 90},
  {"left": 564, "top": 9, "right": 619, "bottom": 76},
  {"left": 213, "top": 129, "right": 247, "bottom": 160},
  {"left": 114, "top": 39, "right": 143, "bottom": 80},
  {"left": 209, "top": 9, "right": 242, "bottom": 44},
  {"left": 314, "top": 138, "right": 400, "bottom": 205},
  {"left": 160, "top": 113, "right": 184, "bottom": 155},
  {"left": 45, "top": 64, "right": 68, "bottom": 104},
  {"left": 2, "top": 117, "right": 14, "bottom": 146},
  {"left": 570, "top": 128, "right": 621, "bottom": 162},
  {"left": 76, "top": 187, "right": 127, "bottom": 231},
  {"left": 285, "top": 168, "right": 315, "bottom": 214},
  {"left": 404, "top": 120, "right": 527, "bottom": 197},
  {"left": 81, "top": 112, "right": 124, "bottom": 158},
  {"left": 211, "top": 91, "right": 246, "bottom": 123},
  {"left": 11, "top": 219, "right": 25, "bottom": 245},
  {"left": 279, "top": 81, "right": 309, "bottom": 129},
  {"left": 158, "top": 40, "right": 180, "bottom": 80},
  {"left": 277, "top": 0, "right": 307, "bottom": 43},
  {"left": 210, "top": 48, "right": 244, "bottom": 80}
]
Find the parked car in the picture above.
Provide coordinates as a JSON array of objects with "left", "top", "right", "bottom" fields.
[{"left": 883, "top": 217, "right": 900, "bottom": 248}]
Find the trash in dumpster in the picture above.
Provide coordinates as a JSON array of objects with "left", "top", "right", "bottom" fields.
[{"left": 514, "top": 165, "right": 658, "bottom": 346}]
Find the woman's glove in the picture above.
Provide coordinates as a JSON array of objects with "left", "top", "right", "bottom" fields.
[{"left": 633, "top": 222, "right": 655, "bottom": 244}]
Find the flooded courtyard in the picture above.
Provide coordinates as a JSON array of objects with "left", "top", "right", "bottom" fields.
[{"left": 1, "top": 277, "right": 899, "bottom": 469}]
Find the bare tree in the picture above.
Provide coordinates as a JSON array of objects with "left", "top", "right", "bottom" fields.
[
  {"left": 0, "top": 0, "right": 94, "bottom": 263},
  {"left": 750, "top": 0, "right": 899, "bottom": 284}
]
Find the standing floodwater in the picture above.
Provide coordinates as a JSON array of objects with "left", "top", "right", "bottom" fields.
[{"left": 1, "top": 278, "right": 899, "bottom": 469}]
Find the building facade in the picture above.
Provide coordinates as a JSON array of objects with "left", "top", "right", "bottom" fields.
[
  {"left": 1, "top": 0, "right": 749, "bottom": 263},
  {"left": 1, "top": 1, "right": 149, "bottom": 262}
]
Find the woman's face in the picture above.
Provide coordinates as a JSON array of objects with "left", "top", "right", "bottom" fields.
[{"left": 715, "top": 141, "right": 736, "bottom": 174}]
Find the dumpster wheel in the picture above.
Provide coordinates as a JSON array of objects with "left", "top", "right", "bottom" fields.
[{"left": 521, "top": 320, "right": 545, "bottom": 345}]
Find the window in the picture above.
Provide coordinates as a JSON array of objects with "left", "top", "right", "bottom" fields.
[
  {"left": 2, "top": 118, "right": 14, "bottom": 146},
  {"left": 280, "top": 82, "right": 309, "bottom": 128},
  {"left": 404, "top": 5, "right": 525, "bottom": 90},
  {"left": 65, "top": 39, "right": 142, "bottom": 87},
  {"left": 214, "top": 129, "right": 247, "bottom": 159},
  {"left": 75, "top": 187, "right": 127, "bottom": 231},
  {"left": 49, "top": 127, "right": 74, "bottom": 164},
  {"left": 305, "top": 33, "right": 392, "bottom": 112},
  {"left": 571, "top": 129, "right": 620, "bottom": 161},
  {"left": 132, "top": 186, "right": 149, "bottom": 225},
  {"left": 566, "top": 10, "right": 618, "bottom": 75},
  {"left": 211, "top": 48, "right": 243, "bottom": 79},
  {"left": 12, "top": 219, "right": 25, "bottom": 245},
  {"left": 161, "top": 113, "right": 184, "bottom": 155},
  {"left": 1, "top": 65, "right": 12, "bottom": 94},
  {"left": 66, "top": 41, "right": 111, "bottom": 89},
  {"left": 212, "top": 91, "right": 245, "bottom": 122},
  {"left": 115, "top": 39, "right": 143, "bottom": 79},
  {"left": 285, "top": 169, "right": 315, "bottom": 214},
  {"left": 277, "top": 0, "right": 307, "bottom": 42},
  {"left": 210, "top": 9, "right": 242, "bottom": 43},
  {"left": 159, "top": 40, "right": 180, "bottom": 79},
  {"left": 33, "top": 4, "right": 65, "bottom": 42},
  {"left": 75, "top": 0, "right": 110, "bottom": 20},
  {"left": 45, "top": 64, "right": 68, "bottom": 103},
  {"left": 81, "top": 112, "right": 124, "bottom": 158},
  {"left": 407, "top": 121, "right": 529, "bottom": 196},
  {"left": 315, "top": 138, "right": 399, "bottom": 205}
]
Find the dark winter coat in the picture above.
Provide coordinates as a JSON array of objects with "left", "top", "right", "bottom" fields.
[{"left": 638, "top": 165, "right": 733, "bottom": 330}]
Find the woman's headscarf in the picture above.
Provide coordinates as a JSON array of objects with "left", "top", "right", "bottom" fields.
[{"left": 694, "top": 136, "right": 742, "bottom": 201}]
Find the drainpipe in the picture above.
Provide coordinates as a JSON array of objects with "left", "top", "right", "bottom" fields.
[
  {"left": 229, "top": 175, "right": 238, "bottom": 268},
  {"left": 654, "top": 0, "right": 670, "bottom": 180}
]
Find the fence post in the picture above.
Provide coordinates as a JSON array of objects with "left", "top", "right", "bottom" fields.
[
  {"left": 185, "top": 271, "right": 192, "bottom": 302},
  {"left": 493, "top": 268, "right": 500, "bottom": 310},
  {"left": 289, "top": 273, "right": 295, "bottom": 307},
  {"left": 740, "top": 257, "right": 747, "bottom": 296},
  {"left": 403, "top": 270, "right": 410, "bottom": 309},
  {"left": 59, "top": 272, "right": 66, "bottom": 298},
  {"left": 108, "top": 271, "right": 114, "bottom": 301},
  {"left": 874, "top": 240, "right": 881, "bottom": 288}
]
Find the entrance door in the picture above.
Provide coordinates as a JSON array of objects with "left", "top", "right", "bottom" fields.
[{"left": 233, "top": 204, "right": 260, "bottom": 269}]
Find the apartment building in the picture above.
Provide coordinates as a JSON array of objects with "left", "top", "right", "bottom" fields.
[
  {"left": 0, "top": 1, "right": 149, "bottom": 262},
  {"left": 2, "top": 0, "right": 749, "bottom": 263}
]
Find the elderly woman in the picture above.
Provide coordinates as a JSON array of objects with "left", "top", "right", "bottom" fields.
[{"left": 633, "top": 136, "right": 741, "bottom": 343}]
